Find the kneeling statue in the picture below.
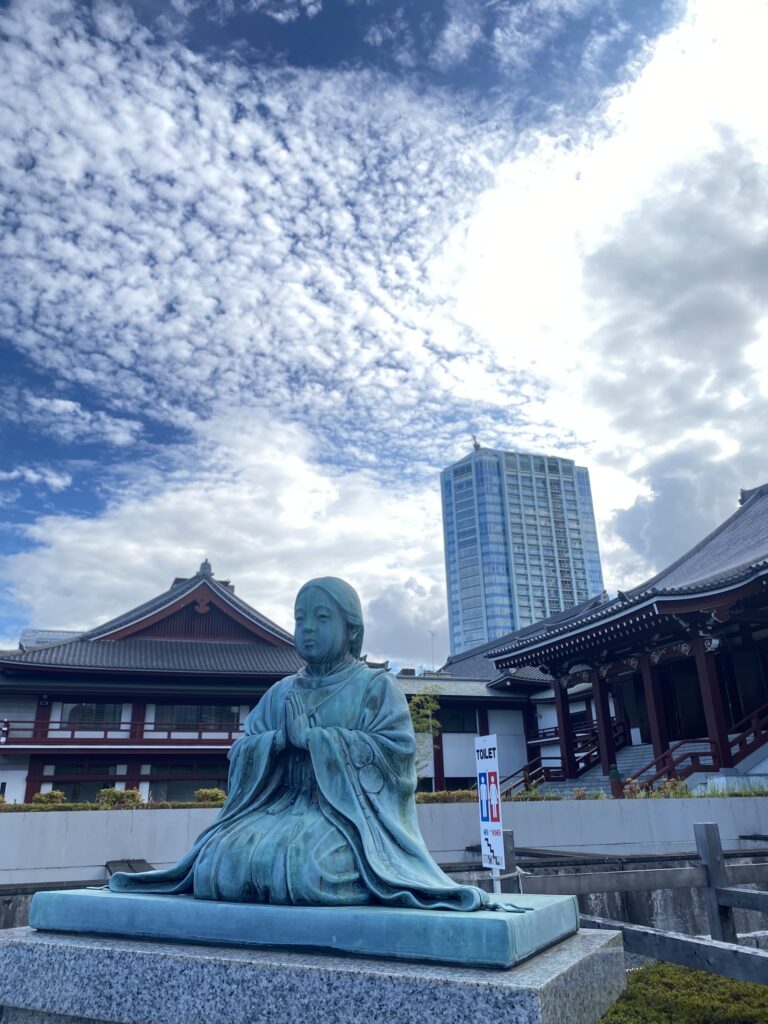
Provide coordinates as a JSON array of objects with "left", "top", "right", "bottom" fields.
[{"left": 110, "top": 577, "right": 489, "bottom": 910}]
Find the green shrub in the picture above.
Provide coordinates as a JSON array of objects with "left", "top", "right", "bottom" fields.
[
  {"left": 600, "top": 961, "right": 768, "bottom": 1023},
  {"left": 32, "top": 789, "right": 66, "bottom": 804},
  {"left": 97, "top": 787, "right": 143, "bottom": 808},
  {"left": 416, "top": 789, "right": 476, "bottom": 803},
  {"left": 624, "top": 778, "right": 693, "bottom": 799},
  {"left": 652, "top": 778, "right": 692, "bottom": 798},
  {"left": 0, "top": 792, "right": 5, "bottom": 805},
  {"left": 194, "top": 787, "right": 226, "bottom": 804},
  {"left": 506, "top": 784, "right": 563, "bottom": 802},
  {"left": 699, "top": 782, "right": 768, "bottom": 798}
]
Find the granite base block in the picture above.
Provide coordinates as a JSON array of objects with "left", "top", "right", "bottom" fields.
[
  {"left": 0, "top": 926, "right": 625, "bottom": 1024},
  {"left": 28, "top": 889, "right": 579, "bottom": 969}
]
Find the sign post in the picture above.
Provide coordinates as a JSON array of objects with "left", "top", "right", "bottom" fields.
[{"left": 474, "top": 734, "right": 504, "bottom": 893}]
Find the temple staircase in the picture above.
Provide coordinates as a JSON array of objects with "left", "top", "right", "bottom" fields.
[{"left": 536, "top": 743, "right": 655, "bottom": 797}]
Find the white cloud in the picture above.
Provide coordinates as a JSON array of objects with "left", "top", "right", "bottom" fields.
[
  {"left": 0, "top": 0, "right": 519, "bottom": 477},
  {"left": 2, "top": 0, "right": 768, "bottom": 664},
  {"left": 0, "top": 466, "right": 72, "bottom": 492},
  {"left": 2, "top": 390, "right": 143, "bottom": 446},
  {"left": 439, "top": 0, "right": 768, "bottom": 578},
  {"left": 0, "top": 413, "right": 451, "bottom": 662}
]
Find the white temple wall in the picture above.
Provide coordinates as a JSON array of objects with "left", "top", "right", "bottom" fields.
[
  {"left": 2, "top": 798, "right": 767, "bottom": 884},
  {"left": 0, "top": 754, "right": 29, "bottom": 804}
]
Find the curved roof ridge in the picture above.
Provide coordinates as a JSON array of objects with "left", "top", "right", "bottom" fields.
[
  {"left": 625, "top": 484, "right": 768, "bottom": 599},
  {"left": 82, "top": 575, "right": 199, "bottom": 640}
]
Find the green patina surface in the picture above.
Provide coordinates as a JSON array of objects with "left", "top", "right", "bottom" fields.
[{"left": 29, "top": 888, "right": 579, "bottom": 968}]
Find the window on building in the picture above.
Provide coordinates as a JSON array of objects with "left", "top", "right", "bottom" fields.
[
  {"left": 62, "top": 703, "right": 123, "bottom": 728},
  {"left": 444, "top": 776, "right": 477, "bottom": 791},
  {"left": 153, "top": 705, "right": 240, "bottom": 729},
  {"left": 48, "top": 762, "right": 124, "bottom": 802},
  {"left": 438, "top": 708, "right": 477, "bottom": 733}
]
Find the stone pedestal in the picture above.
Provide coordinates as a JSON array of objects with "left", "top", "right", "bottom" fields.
[{"left": 0, "top": 926, "right": 625, "bottom": 1024}]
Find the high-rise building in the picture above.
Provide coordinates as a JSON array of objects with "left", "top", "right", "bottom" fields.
[{"left": 441, "top": 444, "right": 604, "bottom": 655}]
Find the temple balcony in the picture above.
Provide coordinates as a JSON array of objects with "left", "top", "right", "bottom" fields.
[{"left": 0, "top": 720, "right": 245, "bottom": 749}]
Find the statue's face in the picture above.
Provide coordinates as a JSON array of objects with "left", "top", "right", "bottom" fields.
[{"left": 294, "top": 586, "right": 348, "bottom": 666}]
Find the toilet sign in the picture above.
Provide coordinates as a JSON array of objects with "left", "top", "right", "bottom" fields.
[{"left": 475, "top": 734, "right": 505, "bottom": 871}]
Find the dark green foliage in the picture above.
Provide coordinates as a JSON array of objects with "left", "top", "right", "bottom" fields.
[
  {"left": 601, "top": 962, "right": 768, "bottom": 1023},
  {"left": 31, "top": 789, "right": 66, "bottom": 804},
  {"left": 0, "top": 800, "right": 226, "bottom": 812},
  {"left": 97, "top": 787, "right": 143, "bottom": 807},
  {"left": 194, "top": 787, "right": 227, "bottom": 804},
  {"left": 408, "top": 686, "right": 441, "bottom": 737}
]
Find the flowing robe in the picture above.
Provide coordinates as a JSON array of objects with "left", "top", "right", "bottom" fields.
[{"left": 110, "top": 662, "right": 489, "bottom": 911}]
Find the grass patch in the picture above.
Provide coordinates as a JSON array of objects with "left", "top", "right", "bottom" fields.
[{"left": 600, "top": 962, "right": 768, "bottom": 1023}]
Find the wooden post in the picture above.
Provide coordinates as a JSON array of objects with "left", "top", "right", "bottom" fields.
[
  {"left": 694, "top": 638, "right": 733, "bottom": 769},
  {"left": 591, "top": 670, "right": 615, "bottom": 775},
  {"left": 639, "top": 654, "right": 669, "bottom": 762},
  {"left": 503, "top": 830, "right": 519, "bottom": 893},
  {"left": 24, "top": 755, "right": 45, "bottom": 803},
  {"left": 432, "top": 730, "right": 445, "bottom": 791},
  {"left": 129, "top": 702, "right": 146, "bottom": 740},
  {"left": 553, "top": 679, "right": 577, "bottom": 778},
  {"left": 695, "top": 822, "right": 738, "bottom": 944},
  {"left": 32, "top": 697, "right": 52, "bottom": 740}
]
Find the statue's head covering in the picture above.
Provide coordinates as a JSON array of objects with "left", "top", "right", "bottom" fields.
[{"left": 295, "top": 577, "right": 364, "bottom": 658}]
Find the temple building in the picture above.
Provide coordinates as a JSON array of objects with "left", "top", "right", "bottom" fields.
[
  {"left": 0, "top": 561, "right": 537, "bottom": 801},
  {"left": 484, "top": 484, "right": 768, "bottom": 789},
  {"left": 0, "top": 562, "right": 304, "bottom": 803}
]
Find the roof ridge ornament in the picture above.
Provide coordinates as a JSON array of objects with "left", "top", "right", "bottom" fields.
[{"left": 198, "top": 558, "right": 213, "bottom": 577}]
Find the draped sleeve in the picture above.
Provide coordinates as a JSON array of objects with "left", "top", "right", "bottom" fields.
[
  {"left": 307, "top": 669, "right": 489, "bottom": 911},
  {"left": 108, "top": 678, "right": 293, "bottom": 894}
]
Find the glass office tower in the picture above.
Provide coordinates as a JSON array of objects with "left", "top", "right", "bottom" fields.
[{"left": 441, "top": 446, "right": 605, "bottom": 655}]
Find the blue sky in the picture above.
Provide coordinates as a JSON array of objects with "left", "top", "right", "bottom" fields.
[{"left": 2, "top": 0, "right": 767, "bottom": 665}]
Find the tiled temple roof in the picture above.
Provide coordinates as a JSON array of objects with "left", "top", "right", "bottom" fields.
[
  {"left": 0, "top": 637, "right": 303, "bottom": 675},
  {"left": 83, "top": 565, "right": 293, "bottom": 644},
  {"left": 487, "top": 484, "right": 768, "bottom": 664},
  {"left": 0, "top": 562, "right": 301, "bottom": 675}
]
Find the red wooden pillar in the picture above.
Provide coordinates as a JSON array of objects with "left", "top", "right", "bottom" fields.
[
  {"left": 694, "top": 637, "right": 733, "bottom": 769},
  {"left": 591, "top": 669, "right": 615, "bottom": 775},
  {"left": 130, "top": 702, "right": 146, "bottom": 740},
  {"left": 639, "top": 654, "right": 669, "bottom": 761},
  {"left": 476, "top": 707, "right": 489, "bottom": 736},
  {"left": 124, "top": 760, "right": 142, "bottom": 792},
  {"left": 24, "top": 755, "right": 45, "bottom": 803},
  {"left": 432, "top": 731, "right": 445, "bottom": 791},
  {"left": 32, "top": 696, "right": 51, "bottom": 740},
  {"left": 553, "top": 678, "right": 577, "bottom": 778}
]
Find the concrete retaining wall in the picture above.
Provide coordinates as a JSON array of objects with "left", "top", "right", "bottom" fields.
[{"left": 1, "top": 797, "right": 766, "bottom": 886}]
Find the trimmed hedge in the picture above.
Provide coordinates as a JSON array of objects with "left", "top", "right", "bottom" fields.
[
  {"left": 2, "top": 788, "right": 767, "bottom": 811},
  {"left": 0, "top": 801, "right": 227, "bottom": 812},
  {"left": 600, "top": 961, "right": 768, "bottom": 1023}
]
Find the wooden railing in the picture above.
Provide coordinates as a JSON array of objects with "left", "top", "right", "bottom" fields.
[
  {"left": 728, "top": 700, "right": 768, "bottom": 765},
  {"left": 499, "top": 754, "right": 565, "bottom": 793},
  {"left": 0, "top": 720, "right": 244, "bottom": 745},
  {"left": 580, "top": 824, "right": 768, "bottom": 985},
  {"left": 528, "top": 717, "right": 627, "bottom": 744},
  {"left": 624, "top": 702, "right": 768, "bottom": 791},
  {"left": 625, "top": 738, "right": 719, "bottom": 790},
  {"left": 495, "top": 822, "right": 768, "bottom": 984},
  {"left": 502, "top": 719, "right": 629, "bottom": 792}
]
